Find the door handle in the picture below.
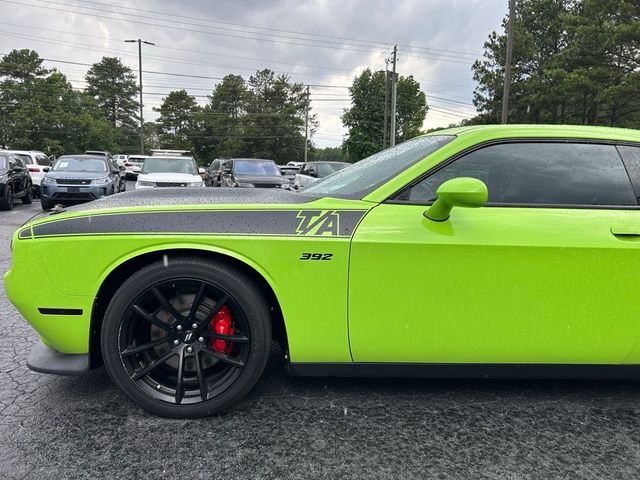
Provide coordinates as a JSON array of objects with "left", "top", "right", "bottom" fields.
[{"left": 611, "top": 225, "right": 640, "bottom": 237}]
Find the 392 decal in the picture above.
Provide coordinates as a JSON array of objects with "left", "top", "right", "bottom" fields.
[{"left": 299, "top": 253, "right": 333, "bottom": 261}]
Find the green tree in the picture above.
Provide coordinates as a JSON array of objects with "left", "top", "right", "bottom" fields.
[
  {"left": 472, "top": 0, "right": 640, "bottom": 127},
  {"left": 85, "top": 57, "right": 139, "bottom": 129},
  {"left": 200, "top": 74, "right": 249, "bottom": 160},
  {"left": 342, "top": 69, "right": 428, "bottom": 161},
  {"left": 243, "top": 69, "right": 315, "bottom": 163},
  {"left": 153, "top": 90, "right": 200, "bottom": 152},
  {"left": 311, "top": 146, "right": 351, "bottom": 163},
  {"left": 0, "top": 50, "right": 116, "bottom": 153},
  {"left": 0, "top": 49, "right": 49, "bottom": 82}
]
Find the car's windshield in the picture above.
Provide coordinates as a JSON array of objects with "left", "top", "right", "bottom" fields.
[
  {"left": 303, "top": 135, "right": 455, "bottom": 199},
  {"left": 142, "top": 157, "right": 198, "bottom": 175},
  {"left": 0, "top": 155, "right": 7, "bottom": 170},
  {"left": 316, "top": 162, "right": 349, "bottom": 177},
  {"left": 234, "top": 160, "right": 280, "bottom": 176},
  {"left": 53, "top": 157, "right": 107, "bottom": 172}
]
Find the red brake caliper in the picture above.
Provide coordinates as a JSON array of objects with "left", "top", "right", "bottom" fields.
[{"left": 209, "top": 306, "right": 234, "bottom": 354}]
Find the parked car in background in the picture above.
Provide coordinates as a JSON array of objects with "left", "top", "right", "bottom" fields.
[
  {"left": 135, "top": 156, "right": 205, "bottom": 189},
  {"left": 279, "top": 165, "right": 300, "bottom": 188},
  {"left": 0, "top": 150, "right": 51, "bottom": 198},
  {"left": 287, "top": 161, "right": 304, "bottom": 168},
  {"left": 293, "top": 161, "right": 350, "bottom": 190},
  {"left": 206, "top": 159, "right": 225, "bottom": 187},
  {"left": 221, "top": 158, "right": 286, "bottom": 188},
  {"left": 151, "top": 149, "right": 190, "bottom": 157},
  {"left": 84, "top": 150, "right": 113, "bottom": 161},
  {"left": 83, "top": 151, "right": 125, "bottom": 192},
  {"left": 198, "top": 167, "right": 208, "bottom": 184},
  {"left": 113, "top": 154, "right": 128, "bottom": 167},
  {"left": 40, "top": 155, "right": 120, "bottom": 210},
  {"left": 0, "top": 153, "right": 33, "bottom": 210},
  {"left": 124, "top": 155, "right": 144, "bottom": 179}
]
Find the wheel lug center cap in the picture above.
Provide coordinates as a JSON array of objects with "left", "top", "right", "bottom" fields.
[{"left": 182, "top": 331, "right": 196, "bottom": 344}]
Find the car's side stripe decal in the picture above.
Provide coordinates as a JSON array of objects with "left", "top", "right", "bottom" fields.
[{"left": 30, "top": 210, "right": 368, "bottom": 239}]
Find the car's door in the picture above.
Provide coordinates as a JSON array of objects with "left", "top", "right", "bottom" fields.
[
  {"left": 349, "top": 140, "right": 640, "bottom": 365},
  {"left": 7, "top": 155, "right": 21, "bottom": 193},
  {"left": 14, "top": 157, "right": 29, "bottom": 194}
]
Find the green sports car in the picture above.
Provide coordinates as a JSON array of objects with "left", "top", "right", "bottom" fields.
[{"left": 6, "top": 125, "right": 640, "bottom": 418}]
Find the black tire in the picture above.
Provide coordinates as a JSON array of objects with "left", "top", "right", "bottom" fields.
[
  {"left": 40, "top": 198, "right": 55, "bottom": 210},
  {"left": 21, "top": 184, "right": 33, "bottom": 204},
  {"left": 0, "top": 185, "right": 14, "bottom": 210},
  {"left": 101, "top": 256, "right": 272, "bottom": 418}
]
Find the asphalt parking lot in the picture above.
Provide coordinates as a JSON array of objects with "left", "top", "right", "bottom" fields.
[{"left": 2, "top": 194, "right": 640, "bottom": 479}]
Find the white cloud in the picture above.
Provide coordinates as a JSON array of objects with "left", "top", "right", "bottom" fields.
[{"left": 0, "top": 0, "right": 506, "bottom": 147}]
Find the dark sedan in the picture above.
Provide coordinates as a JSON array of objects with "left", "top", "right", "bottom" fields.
[
  {"left": 220, "top": 159, "right": 286, "bottom": 188},
  {"left": 0, "top": 153, "right": 33, "bottom": 210},
  {"left": 40, "top": 155, "right": 120, "bottom": 210}
]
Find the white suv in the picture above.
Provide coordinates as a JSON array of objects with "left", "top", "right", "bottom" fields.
[{"left": 0, "top": 150, "right": 51, "bottom": 197}]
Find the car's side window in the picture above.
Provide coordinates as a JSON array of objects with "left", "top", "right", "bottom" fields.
[
  {"left": 36, "top": 155, "right": 51, "bottom": 166},
  {"left": 8, "top": 156, "right": 16, "bottom": 170},
  {"left": 617, "top": 145, "right": 640, "bottom": 201},
  {"left": 395, "top": 142, "right": 637, "bottom": 207}
]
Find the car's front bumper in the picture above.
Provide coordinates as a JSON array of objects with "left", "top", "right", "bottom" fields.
[
  {"left": 41, "top": 183, "right": 111, "bottom": 204},
  {"left": 4, "top": 235, "right": 93, "bottom": 354},
  {"left": 27, "top": 342, "right": 90, "bottom": 375}
]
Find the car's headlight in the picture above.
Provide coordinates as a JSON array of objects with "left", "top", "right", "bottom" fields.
[
  {"left": 138, "top": 180, "right": 155, "bottom": 187},
  {"left": 189, "top": 181, "right": 205, "bottom": 187},
  {"left": 236, "top": 182, "right": 255, "bottom": 188},
  {"left": 42, "top": 176, "right": 55, "bottom": 184},
  {"left": 92, "top": 177, "right": 111, "bottom": 184}
]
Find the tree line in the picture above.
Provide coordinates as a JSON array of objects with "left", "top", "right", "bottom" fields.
[
  {"left": 469, "top": 0, "right": 640, "bottom": 128},
  {"left": 0, "top": 49, "right": 430, "bottom": 164}
]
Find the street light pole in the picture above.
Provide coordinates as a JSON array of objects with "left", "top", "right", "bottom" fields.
[{"left": 125, "top": 38, "right": 154, "bottom": 154}]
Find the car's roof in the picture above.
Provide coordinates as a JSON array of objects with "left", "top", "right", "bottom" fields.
[
  {"left": 58, "top": 154, "right": 107, "bottom": 160},
  {"left": 230, "top": 158, "right": 276, "bottom": 162},
  {"left": 0, "top": 149, "right": 45, "bottom": 155},
  {"left": 305, "top": 161, "right": 349, "bottom": 165},
  {"left": 425, "top": 124, "right": 640, "bottom": 142}
]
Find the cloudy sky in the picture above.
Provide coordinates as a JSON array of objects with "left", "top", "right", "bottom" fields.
[{"left": 0, "top": 0, "right": 507, "bottom": 147}]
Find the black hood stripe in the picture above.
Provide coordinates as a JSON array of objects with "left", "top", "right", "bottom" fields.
[{"left": 30, "top": 210, "right": 368, "bottom": 238}]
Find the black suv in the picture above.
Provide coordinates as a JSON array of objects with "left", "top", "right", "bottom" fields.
[
  {"left": 0, "top": 153, "right": 33, "bottom": 210},
  {"left": 220, "top": 159, "right": 286, "bottom": 188}
]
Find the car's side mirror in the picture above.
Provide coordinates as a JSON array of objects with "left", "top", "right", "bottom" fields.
[
  {"left": 42, "top": 167, "right": 50, "bottom": 172},
  {"left": 424, "top": 177, "right": 488, "bottom": 222}
]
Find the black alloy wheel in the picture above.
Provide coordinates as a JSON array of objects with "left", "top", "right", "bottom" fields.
[
  {"left": 101, "top": 256, "right": 271, "bottom": 418},
  {"left": 0, "top": 185, "right": 14, "bottom": 210}
]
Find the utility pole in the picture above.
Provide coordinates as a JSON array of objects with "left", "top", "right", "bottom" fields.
[
  {"left": 304, "top": 85, "right": 310, "bottom": 163},
  {"left": 125, "top": 38, "right": 155, "bottom": 154},
  {"left": 501, "top": 0, "right": 516, "bottom": 124},
  {"left": 383, "top": 70, "right": 389, "bottom": 148},
  {"left": 390, "top": 45, "right": 398, "bottom": 147}
]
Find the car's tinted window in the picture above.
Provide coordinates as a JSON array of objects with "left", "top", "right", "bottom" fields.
[
  {"left": 618, "top": 145, "right": 640, "bottom": 200},
  {"left": 36, "top": 155, "right": 51, "bottom": 166},
  {"left": 398, "top": 142, "right": 637, "bottom": 206},
  {"left": 305, "top": 135, "right": 454, "bottom": 199},
  {"left": 53, "top": 157, "right": 107, "bottom": 172},
  {"left": 17, "top": 154, "right": 32, "bottom": 165}
]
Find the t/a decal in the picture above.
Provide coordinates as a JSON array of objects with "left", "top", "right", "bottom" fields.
[{"left": 296, "top": 210, "right": 340, "bottom": 236}]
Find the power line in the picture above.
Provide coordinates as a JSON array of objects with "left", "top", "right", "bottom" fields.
[
  {"left": 70, "top": 0, "right": 483, "bottom": 58},
  {"left": 0, "top": 0, "right": 478, "bottom": 65}
]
